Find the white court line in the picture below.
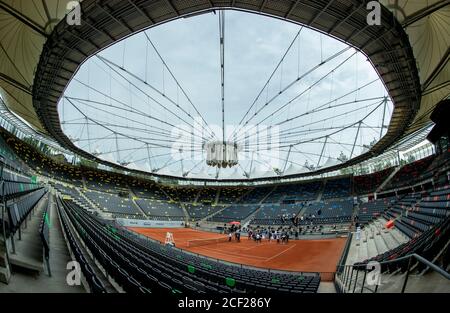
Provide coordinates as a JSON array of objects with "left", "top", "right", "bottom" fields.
[
  {"left": 264, "top": 244, "right": 297, "bottom": 262},
  {"left": 195, "top": 246, "right": 269, "bottom": 260},
  {"left": 242, "top": 243, "right": 273, "bottom": 251}
]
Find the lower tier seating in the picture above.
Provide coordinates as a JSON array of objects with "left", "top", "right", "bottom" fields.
[
  {"left": 299, "top": 199, "right": 354, "bottom": 225},
  {"left": 58, "top": 198, "right": 320, "bottom": 294},
  {"left": 358, "top": 197, "right": 396, "bottom": 224},
  {"left": 57, "top": 197, "right": 107, "bottom": 293},
  {"left": 3, "top": 188, "right": 47, "bottom": 236},
  {"left": 355, "top": 186, "right": 450, "bottom": 272}
]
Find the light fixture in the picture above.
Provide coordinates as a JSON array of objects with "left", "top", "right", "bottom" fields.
[{"left": 205, "top": 141, "right": 240, "bottom": 168}]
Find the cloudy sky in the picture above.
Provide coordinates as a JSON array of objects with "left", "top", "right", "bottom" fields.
[{"left": 59, "top": 10, "right": 392, "bottom": 179}]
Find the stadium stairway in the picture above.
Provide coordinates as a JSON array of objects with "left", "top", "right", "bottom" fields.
[
  {"left": 129, "top": 196, "right": 150, "bottom": 219},
  {"left": 366, "top": 228, "right": 379, "bottom": 257},
  {"left": 346, "top": 219, "right": 408, "bottom": 265},
  {"left": 339, "top": 267, "right": 450, "bottom": 293},
  {"left": 57, "top": 196, "right": 117, "bottom": 292},
  {"left": 316, "top": 180, "right": 326, "bottom": 201},
  {"left": 241, "top": 205, "right": 263, "bottom": 227},
  {"left": 214, "top": 190, "right": 220, "bottom": 206},
  {"left": 0, "top": 192, "right": 85, "bottom": 292},
  {"left": 295, "top": 205, "right": 308, "bottom": 220},
  {"left": 7, "top": 192, "right": 49, "bottom": 274},
  {"left": 198, "top": 204, "right": 230, "bottom": 223},
  {"left": 375, "top": 217, "right": 409, "bottom": 246},
  {"left": 258, "top": 186, "right": 278, "bottom": 204},
  {"left": 339, "top": 233, "right": 450, "bottom": 294},
  {"left": 368, "top": 224, "right": 389, "bottom": 255},
  {"left": 192, "top": 191, "right": 201, "bottom": 205},
  {"left": 178, "top": 203, "right": 190, "bottom": 223},
  {"left": 317, "top": 281, "right": 336, "bottom": 293},
  {"left": 76, "top": 187, "right": 106, "bottom": 216},
  {"left": 375, "top": 166, "right": 401, "bottom": 194}
]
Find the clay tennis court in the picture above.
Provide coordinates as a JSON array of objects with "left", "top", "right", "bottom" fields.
[{"left": 129, "top": 227, "right": 347, "bottom": 281}]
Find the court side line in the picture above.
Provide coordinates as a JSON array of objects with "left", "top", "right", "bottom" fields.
[
  {"left": 194, "top": 246, "right": 269, "bottom": 260},
  {"left": 264, "top": 244, "right": 297, "bottom": 262},
  {"left": 242, "top": 242, "right": 273, "bottom": 251}
]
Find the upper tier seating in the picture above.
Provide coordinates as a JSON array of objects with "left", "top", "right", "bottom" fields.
[
  {"left": 174, "top": 187, "right": 199, "bottom": 203},
  {"left": 353, "top": 167, "right": 395, "bottom": 194},
  {"left": 263, "top": 181, "right": 322, "bottom": 203},
  {"left": 54, "top": 183, "right": 91, "bottom": 208},
  {"left": 208, "top": 204, "right": 260, "bottom": 223},
  {"left": 218, "top": 187, "right": 250, "bottom": 204},
  {"left": 196, "top": 188, "right": 218, "bottom": 204},
  {"left": 84, "top": 169, "right": 129, "bottom": 192},
  {"left": 2, "top": 129, "right": 85, "bottom": 186},
  {"left": 184, "top": 203, "right": 225, "bottom": 221},
  {"left": 134, "top": 198, "right": 184, "bottom": 221},
  {"left": 239, "top": 186, "right": 273, "bottom": 203},
  {"left": 0, "top": 132, "right": 30, "bottom": 172},
  {"left": 250, "top": 203, "right": 303, "bottom": 225},
  {"left": 383, "top": 155, "right": 435, "bottom": 190},
  {"left": 322, "top": 178, "right": 352, "bottom": 199},
  {"left": 130, "top": 180, "right": 169, "bottom": 201},
  {"left": 420, "top": 150, "right": 450, "bottom": 184}
]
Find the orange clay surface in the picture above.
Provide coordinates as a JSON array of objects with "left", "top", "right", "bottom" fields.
[{"left": 128, "top": 227, "right": 346, "bottom": 279}]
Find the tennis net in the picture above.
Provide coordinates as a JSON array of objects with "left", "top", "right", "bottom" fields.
[{"left": 187, "top": 236, "right": 229, "bottom": 248}]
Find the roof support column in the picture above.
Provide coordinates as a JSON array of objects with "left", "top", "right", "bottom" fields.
[{"left": 350, "top": 122, "right": 362, "bottom": 159}]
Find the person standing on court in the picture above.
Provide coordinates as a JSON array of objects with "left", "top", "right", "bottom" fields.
[{"left": 355, "top": 222, "right": 361, "bottom": 241}]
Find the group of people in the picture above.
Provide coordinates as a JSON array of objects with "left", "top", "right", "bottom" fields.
[
  {"left": 226, "top": 223, "right": 241, "bottom": 242},
  {"left": 245, "top": 223, "right": 338, "bottom": 239},
  {"left": 246, "top": 228, "right": 291, "bottom": 244},
  {"left": 285, "top": 210, "right": 322, "bottom": 227},
  {"left": 228, "top": 231, "right": 241, "bottom": 242},
  {"left": 224, "top": 220, "right": 341, "bottom": 244}
]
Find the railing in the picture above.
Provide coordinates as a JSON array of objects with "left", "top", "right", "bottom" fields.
[
  {"left": 337, "top": 232, "right": 353, "bottom": 272},
  {"left": 335, "top": 253, "right": 450, "bottom": 293},
  {"left": 0, "top": 154, "right": 11, "bottom": 272}
]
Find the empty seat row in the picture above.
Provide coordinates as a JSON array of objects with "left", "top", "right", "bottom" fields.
[
  {"left": 209, "top": 204, "right": 260, "bottom": 223},
  {"left": 185, "top": 203, "right": 225, "bottom": 221},
  {"left": 6, "top": 188, "right": 46, "bottom": 235},
  {"left": 60, "top": 198, "right": 320, "bottom": 294},
  {"left": 135, "top": 198, "right": 184, "bottom": 220},
  {"left": 39, "top": 195, "right": 50, "bottom": 261},
  {"left": 322, "top": 178, "right": 352, "bottom": 199},
  {"left": 57, "top": 198, "right": 106, "bottom": 293},
  {"left": 2, "top": 180, "right": 40, "bottom": 199}
]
